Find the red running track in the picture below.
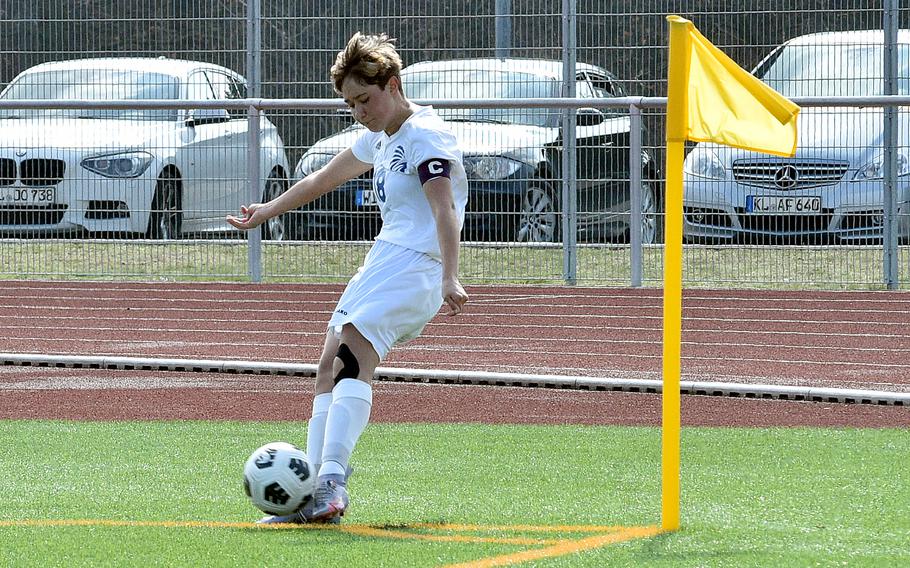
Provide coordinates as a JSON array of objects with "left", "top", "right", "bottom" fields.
[
  {"left": 0, "top": 280, "right": 907, "bottom": 392},
  {"left": 1, "top": 281, "right": 908, "bottom": 428}
]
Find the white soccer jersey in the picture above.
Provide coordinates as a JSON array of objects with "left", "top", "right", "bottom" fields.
[{"left": 350, "top": 105, "right": 468, "bottom": 260}]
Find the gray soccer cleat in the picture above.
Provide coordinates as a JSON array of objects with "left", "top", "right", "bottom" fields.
[
  {"left": 255, "top": 498, "right": 315, "bottom": 525},
  {"left": 256, "top": 510, "right": 307, "bottom": 525},
  {"left": 307, "top": 478, "right": 350, "bottom": 522},
  {"left": 257, "top": 466, "right": 353, "bottom": 525}
]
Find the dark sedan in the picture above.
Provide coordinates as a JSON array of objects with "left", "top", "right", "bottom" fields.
[{"left": 290, "top": 58, "right": 661, "bottom": 243}]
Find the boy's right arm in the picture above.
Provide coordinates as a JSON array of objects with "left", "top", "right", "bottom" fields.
[{"left": 227, "top": 148, "right": 371, "bottom": 230}]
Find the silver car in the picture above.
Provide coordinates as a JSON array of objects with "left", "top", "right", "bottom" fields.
[
  {"left": 0, "top": 57, "right": 290, "bottom": 239},
  {"left": 683, "top": 30, "right": 910, "bottom": 243}
]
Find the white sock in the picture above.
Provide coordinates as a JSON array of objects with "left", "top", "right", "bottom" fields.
[
  {"left": 306, "top": 393, "right": 333, "bottom": 476},
  {"left": 319, "top": 378, "right": 373, "bottom": 480}
]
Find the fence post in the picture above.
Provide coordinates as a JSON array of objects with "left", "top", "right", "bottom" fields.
[
  {"left": 246, "top": 0, "right": 262, "bottom": 283},
  {"left": 246, "top": 0, "right": 261, "bottom": 98},
  {"left": 629, "top": 104, "right": 643, "bottom": 287},
  {"left": 495, "top": 0, "right": 512, "bottom": 58},
  {"left": 247, "top": 104, "right": 263, "bottom": 282},
  {"left": 561, "top": 0, "right": 577, "bottom": 285},
  {"left": 883, "top": 0, "right": 899, "bottom": 289}
]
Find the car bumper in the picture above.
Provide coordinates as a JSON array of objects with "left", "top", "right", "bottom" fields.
[
  {"left": 682, "top": 176, "right": 910, "bottom": 242},
  {"left": 0, "top": 152, "right": 155, "bottom": 235}
]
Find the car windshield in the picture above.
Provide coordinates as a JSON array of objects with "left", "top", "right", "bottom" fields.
[
  {"left": 402, "top": 68, "right": 561, "bottom": 127},
  {"left": 759, "top": 42, "right": 910, "bottom": 97},
  {"left": 0, "top": 68, "right": 180, "bottom": 120}
]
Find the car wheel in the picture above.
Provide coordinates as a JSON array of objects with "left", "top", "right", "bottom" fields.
[
  {"left": 146, "top": 173, "right": 181, "bottom": 239},
  {"left": 517, "top": 179, "right": 560, "bottom": 242},
  {"left": 637, "top": 181, "right": 662, "bottom": 244},
  {"left": 260, "top": 172, "right": 290, "bottom": 241}
]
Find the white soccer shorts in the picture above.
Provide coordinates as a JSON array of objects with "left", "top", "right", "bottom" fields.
[{"left": 327, "top": 239, "right": 444, "bottom": 360}]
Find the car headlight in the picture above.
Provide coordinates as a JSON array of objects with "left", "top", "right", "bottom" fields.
[
  {"left": 295, "top": 152, "right": 334, "bottom": 179},
  {"left": 683, "top": 148, "right": 726, "bottom": 180},
  {"left": 463, "top": 156, "right": 523, "bottom": 180},
  {"left": 81, "top": 151, "right": 153, "bottom": 178},
  {"left": 853, "top": 151, "right": 910, "bottom": 181}
]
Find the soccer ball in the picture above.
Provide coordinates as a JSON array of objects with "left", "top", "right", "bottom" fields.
[{"left": 243, "top": 442, "right": 316, "bottom": 515}]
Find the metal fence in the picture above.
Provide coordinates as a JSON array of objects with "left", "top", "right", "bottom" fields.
[{"left": 0, "top": 1, "right": 908, "bottom": 290}]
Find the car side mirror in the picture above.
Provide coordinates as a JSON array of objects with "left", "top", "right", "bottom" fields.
[
  {"left": 185, "top": 107, "right": 230, "bottom": 126},
  {"left": 576, "top": 107, "right": 605, "bottom": 126}
]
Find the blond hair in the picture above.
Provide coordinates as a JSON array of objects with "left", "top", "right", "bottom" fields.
[{"left": 330, "top": 32, "right": 403, "bottom": 93}]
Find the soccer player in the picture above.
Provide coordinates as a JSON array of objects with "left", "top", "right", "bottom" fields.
[{"left": 227, "top": 31, "right": 469, "bottom": 523}]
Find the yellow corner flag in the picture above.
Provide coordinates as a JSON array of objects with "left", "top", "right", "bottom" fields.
[
  {"left": 659, "top": 15, "right": 799, "bottom": 534},
  {"left": 668, "top": 14, "right": 800, "bottom": 156}
]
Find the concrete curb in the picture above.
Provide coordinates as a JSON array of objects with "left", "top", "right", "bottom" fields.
[{"left": 1, "top": 352, "right": 906, "bottom": 406}]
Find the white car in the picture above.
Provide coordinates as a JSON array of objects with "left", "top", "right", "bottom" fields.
[
  {"left": 683, "top": 30, "right": 910, "bottom": 244},
  {"left": 0, "top": 57, "right": 290, "bottom": 238}
]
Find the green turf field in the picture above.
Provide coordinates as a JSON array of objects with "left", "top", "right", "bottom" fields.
[{"left": 0, "top": 420, "right": 907, "bottom": 567}]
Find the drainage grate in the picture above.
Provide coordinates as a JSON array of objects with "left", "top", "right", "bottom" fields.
[{"left": 1, "top": 353, "right": 906, "bottom": 406}]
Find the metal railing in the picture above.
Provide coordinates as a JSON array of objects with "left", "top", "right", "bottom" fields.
[{"left": 0, "top": 94, "right": 906, "bottom": 289}]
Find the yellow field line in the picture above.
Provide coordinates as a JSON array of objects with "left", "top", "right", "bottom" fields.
[
  {"left": 407, "top": 523, "right": 629, "bottom": 533},
  {"left": 0, "top": 519, "right": 624, "bottom": 544},
  {"left": 0, "top": 519, "right": 641, "bottom": 536},
  {"left": 442, "top": 525, "right": 664, "bottom": 568},
  {"left": 0, "top": 519, "right": 554, "bottom": 545},
  {"left": 340, "top": 525, "right": 555, "bottom": 546},
  {"left": 0, "top": 518, "right": 664, "bottom": 566},
  {"left": 0, "top": 519, "right": 289, "bottom": 530}
]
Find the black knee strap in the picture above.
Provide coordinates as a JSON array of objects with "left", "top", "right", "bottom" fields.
[{"left": 334, "top": 343, "right": 360, "bottom": 385}]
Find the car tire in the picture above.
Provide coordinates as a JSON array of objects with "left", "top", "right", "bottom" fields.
[
  {"left": 516, "top": 178, "right": 560, "bottom": 243},
  {"left": 146, "top": 173, "right": 181, "bottom": 239},
  {"left": 635, "top": 180, "right": 663, "bottom": 245},
  {"left": 260, "top": 171, "right": 291, "bottom": 241}
]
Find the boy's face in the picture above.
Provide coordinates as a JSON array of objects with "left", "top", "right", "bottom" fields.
[{"left": 341, "top": 75, "right": 401, "bottom": 133}]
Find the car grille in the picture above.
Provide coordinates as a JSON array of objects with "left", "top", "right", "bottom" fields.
[
  {"left": 732, "top": 160, "right": 848, "bottom": 190},
  {"left": 0, "top": 159, "right": 15, "bottom": 185},
  {"left": 20, "top": 159, "right": 66, "bottom": 186},
  {"left": 0, "top": 158, "right": 67, "bottom": 187},
  {"left": 736, "top": 209, "right": 833, "bottom": 234},
  {"left": 684, "top": 207, "right": 733, "bottom": 228},
  {"left": 85, "top": 200, "right": 131, "bottom": 220},
  {"left": 0, "top": 204, "right": 67, "bottom": 225}
]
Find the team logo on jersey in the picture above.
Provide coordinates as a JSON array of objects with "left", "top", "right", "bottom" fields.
[{"left": 389, "top": 145, "right": 407, "bottom": 172}]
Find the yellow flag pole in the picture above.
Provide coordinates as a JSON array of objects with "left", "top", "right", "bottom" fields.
[{"left": 661, "top": 14, "right": 691, "bottom": 533}]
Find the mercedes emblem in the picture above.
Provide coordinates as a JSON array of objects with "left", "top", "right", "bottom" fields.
[{"left": 773, "top": 164, "right": 799, "bottom": 189}]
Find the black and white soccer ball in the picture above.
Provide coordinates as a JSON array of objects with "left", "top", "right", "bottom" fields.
[{"left": 243, "top": 442, "right": 316, "bottom": 515}]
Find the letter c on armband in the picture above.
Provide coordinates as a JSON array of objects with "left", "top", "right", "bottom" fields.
[{"left": 418, "top": 158, "right": 451, "bottom": 185}]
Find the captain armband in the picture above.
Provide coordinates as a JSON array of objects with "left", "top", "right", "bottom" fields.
[{"left": 417, "top": 158, "right": 451, "bottom": 185}]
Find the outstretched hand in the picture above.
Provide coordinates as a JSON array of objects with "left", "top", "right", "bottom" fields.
[{"left": 226, "top": 204, "right": 268, "bottom": 231}]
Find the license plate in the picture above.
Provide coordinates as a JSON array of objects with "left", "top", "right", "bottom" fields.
[
  {"left": 0, "top": 187, "right": 56, "bottom": 204},
  {"left": 355, "top": 189, "right": 378, "bottom": 208},
  {"left": 746, "top": 195, "right": 821, "bottom": 214}
]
